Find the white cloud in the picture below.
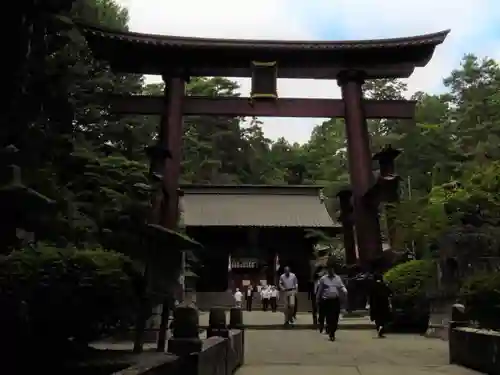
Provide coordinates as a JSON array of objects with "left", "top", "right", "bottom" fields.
[{"left": 117, "top": 0, "right": 500, "bottom": 144}]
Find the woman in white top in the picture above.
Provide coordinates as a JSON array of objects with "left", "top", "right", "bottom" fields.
[
  {"left": 260, "top": 286, "right": 271, "bottom": 311},
  {"left": 269, "top": 286, "right": 279, "bottom": 312},
  {"left": 234, "top": 288, "right": 243, "bottom": 308}
]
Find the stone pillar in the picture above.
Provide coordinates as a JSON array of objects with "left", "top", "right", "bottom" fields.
[
  {"left": 336, "top": 189, "right": 357, "bottom": 265},
  {"left": 372, "top": 145, "right": 402, "bottom": 248},
  {"left": 207, "top": 307, "right": 229, "bottom": 338},
  {"left": 449, "top": 303, "right": 468, "bottom": 364},
  {"left": 168, "top": 306, "right": 202, "bottom": 355},
  {"left": 337, "top": 70, "right": 383, "bottom": 268}
]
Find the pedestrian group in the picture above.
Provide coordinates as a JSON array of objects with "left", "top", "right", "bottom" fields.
[{"left": 233, "top": 261, "right": 393, "bottom": 341}]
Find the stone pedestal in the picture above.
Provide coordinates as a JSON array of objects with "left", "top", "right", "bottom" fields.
[
  {"left": 449, "top": 303, "right": 468, "bottom": 329},
  {"left": 168, "top": 306, "right": 202, "bottom": 356},
  {"left": 229, "top": 308, "right": 244, "bottom": 329},
  {"left": 207, "top": 307, "right": 229, "bottom": 338}
]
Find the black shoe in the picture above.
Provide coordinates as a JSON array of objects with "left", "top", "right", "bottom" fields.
[
  {"left": 329, "top": 333, "right": 336, "bottom": 341},
  {"left": 377, "top": 326, "right": 386, "bottom": 338}
]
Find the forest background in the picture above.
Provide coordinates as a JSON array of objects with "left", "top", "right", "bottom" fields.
[{"left": 9, "top": 0, "right": 500, "bottom": 266}]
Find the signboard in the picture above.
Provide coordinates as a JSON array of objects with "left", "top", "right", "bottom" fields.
[{"left": 231, "top": 258, "right": 259, "bottom": 269}]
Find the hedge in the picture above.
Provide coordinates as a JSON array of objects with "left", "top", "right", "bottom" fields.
[
  {"left": 459, "top": 272, "right": 500, "bottom": 330},
  {"left": 384, "top": 259, "right": 436, "bottom": 300},
  {"left": 0, "top": 245, "right": 143, "bottom": 351}
]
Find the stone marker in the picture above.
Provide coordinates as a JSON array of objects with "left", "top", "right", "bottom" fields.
[
  {"left": 168, "top": 306, "right": 202, "bottom": 355},
  {"left": 229, "top": 307, "right": 244, "bottom": 330},
  {"left": 208, "top": 307, "right": 229, "bottom": 338}
]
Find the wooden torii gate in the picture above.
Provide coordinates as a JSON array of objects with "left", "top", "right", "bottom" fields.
[{"left": 80, "top": 24, "right": 449, "bottom": 269}]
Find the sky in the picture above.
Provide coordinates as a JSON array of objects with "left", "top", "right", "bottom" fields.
[{"left": 117, "top": 0, "right": 500, "bottom": 144}]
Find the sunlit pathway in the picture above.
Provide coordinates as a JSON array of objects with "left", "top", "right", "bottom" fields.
[{"left": 237, "top": 329, "right": 480, "bottom": 375}]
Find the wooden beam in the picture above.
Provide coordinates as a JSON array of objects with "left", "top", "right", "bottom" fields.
[{"left": 108, "top": 95, "right": 416, "bottom": 119}]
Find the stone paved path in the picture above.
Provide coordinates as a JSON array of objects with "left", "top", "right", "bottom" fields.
[
  {"left": 237, "top": 329, "right": 481, "bottom": 375},
  {"left": 199, "top": 310, "right": 371, "bottom": 327}
]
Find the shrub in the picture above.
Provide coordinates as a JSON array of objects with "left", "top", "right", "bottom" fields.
[
  {"left": 0, "top": 245, "right": 143, "bottom": 351},
  {"left": 384, "top": 260, "right": 436, "bottom": 332},
  {"left": 384, "top": 259, "right": 436, "bottom": 301},
  {"left": 459, "top": 272, "right": 500, "bottom": 330}
]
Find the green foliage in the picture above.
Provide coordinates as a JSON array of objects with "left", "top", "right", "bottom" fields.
[
  {"left": 0, "top": 244, "right": 143, "bottom": 348},
  {"left": 459, "top": 272, "right": 500, "bottom": 330},
  {"left": 390, "top": 56, "right": 500, "bottom": 257},
  {"left": 384, "top": 260, "right": 436, "bottom": 300},
  {"left": 10, "top": 0, "right": 500, "bottom": 345}
]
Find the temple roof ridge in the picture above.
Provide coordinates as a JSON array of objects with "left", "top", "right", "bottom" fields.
[
  {"left": 180, "top": 184, "right": 325, "bottom": 197},
  {"left": 78, "top": 22, "right": 449, "bottom": 51}
]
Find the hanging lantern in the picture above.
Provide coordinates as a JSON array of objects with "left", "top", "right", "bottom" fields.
[{"left": 250, "top": 61, "right": 278, "bottom": 100}]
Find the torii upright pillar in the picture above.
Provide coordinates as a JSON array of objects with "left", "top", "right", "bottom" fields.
[
  {"left": 156, "top": 75, "right": 186, "bottom": 352},
  {"left": 160, "top": 75, "right": 185, "bottom": 231},
  {"left": 336, "top": 189, "right": 357, "bottom": 266},
  {"left": 337, "top": 70, "right": 383, "bottom": 268}
]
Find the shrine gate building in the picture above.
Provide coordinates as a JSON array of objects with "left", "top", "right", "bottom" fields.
[{"left": 179, "top": 184, "right": 340, "bottom": 292}]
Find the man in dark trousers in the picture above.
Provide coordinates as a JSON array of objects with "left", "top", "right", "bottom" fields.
[
  {"left": 269, "top": 285, "right": 279, "bottom": 312},
  {"left": 316, "top": 262, "right": 347, "bottom": 341},
  {"left": 368, "top": 273, "right": 392, "bottom": 338},
  {"left": 245, "top": 284, "right": 254, "bottom": 311},
  {"left": 310, "top": 269, "right": 323, "bottom": 326},
  {"left": 279, "top": 266, "right": 298, "bottom": 326},
  {"left": 293, "top": 293, "right": 298, "bottom": 320}
]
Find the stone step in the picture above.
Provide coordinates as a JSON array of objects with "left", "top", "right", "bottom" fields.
[{"left": 199, "top": 311, "right": 374, "bottom": 330}]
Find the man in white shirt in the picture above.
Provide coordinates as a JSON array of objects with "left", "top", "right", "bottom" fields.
[
  {"left": 279, "top": 266, "right": 298, "bottom": 325},
  {"left": 234, "top": 288, "right": 243, "bottom": 308},
  {"left": 316, "top": 264, "right": 347, "bottom": 341},
  {"left": 260, "top": 285, "right": 271, "bottom": 311}
]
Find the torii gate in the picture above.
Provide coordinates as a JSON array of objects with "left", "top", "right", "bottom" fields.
[{"left": 80, "top": 23, "right": 448, "bottom": 269}]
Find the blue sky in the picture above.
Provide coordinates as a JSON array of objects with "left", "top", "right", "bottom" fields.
[{"left": 118, "top": 0, "right": 500, "bottom": 143}]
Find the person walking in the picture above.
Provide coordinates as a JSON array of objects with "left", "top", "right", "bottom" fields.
[
  {"left": 293, "top": 292, "right": 299, "bottom": 320},
  {"left": 311, "top": 271, "right": 322, "bottom": 326},
  {"left": 233, "top": 288, "right": 243, "bottom": 308},
  {"left": 279, "top": 266, "right": 298, "bottom": 326},
  {"left": 261, "top": 285, "right": 271, "bottom": 311},
  {"left": 269, "top": 285, "right": 279, "bottom": 312},
  {"left": 245, "top": 285, "right": 254, "bottom": 312},
  {"left": 369, "top": 273, "right": 392, "bottom": 338},
  {"left": 316, "top": 262, "right": 347, "bottom": 341}
]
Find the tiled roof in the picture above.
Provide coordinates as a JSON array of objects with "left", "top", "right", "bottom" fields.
[
  {"left": 77, "top": 22, "right": 450, "bottom": 78},
  {"left": 180, "top": 184, "right": 339, "bottom": 228},
  {"left": 80, "top": 23, "right": 449, "bottom": 52}
]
